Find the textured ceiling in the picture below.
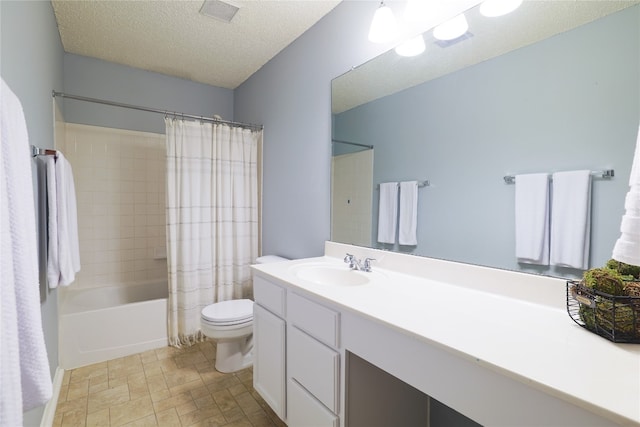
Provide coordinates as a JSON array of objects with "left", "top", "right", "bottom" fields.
[
  {"left": 332, "top": 0, "right": 640, "bottom": 114},
  {"left": 52, "top": 0, "right": 341, "bottom": 89}
]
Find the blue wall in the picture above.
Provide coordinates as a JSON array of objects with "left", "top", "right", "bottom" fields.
[
  {"left": 63, "top": 54, "right": 234, "bottom": 135},
  {"left": 334, "top": 6, "right": 639, "bottom": 275},
  {"left": 1, "top": 1, "right": 64, "bottom": 425},
  {"left": 234, "top": 1, "right": 394, "bottom": 259}
]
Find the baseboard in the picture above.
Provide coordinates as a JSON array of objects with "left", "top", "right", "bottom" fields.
[{"left": 40, "top": 367, "right": 64, "bottom": 427}]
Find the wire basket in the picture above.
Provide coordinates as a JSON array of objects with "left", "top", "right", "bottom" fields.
[{"left": 566, "top": 280, "right": 640, "bottom": 343}]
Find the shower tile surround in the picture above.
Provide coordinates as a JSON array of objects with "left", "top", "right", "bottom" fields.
[{"left": 60, "top": 123, "right": 167, "bottom": 289}]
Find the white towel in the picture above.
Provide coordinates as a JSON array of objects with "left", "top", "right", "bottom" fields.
[
  {"left": 1, "top": 78, "right": 52, "bottom": 426},
  {"left": 45, "top": 156, "right": 59, "bottom": 286},
  {"left": 612, "top": 124, "right": 640, "bottom": 266},
  {"left": 399, "top": 181, "right": 418, "bottom": 245},
  {"left": 515, "top": 173, "right": 550, "bottom": 265},
  {"left": 46, "top": 152, "right": 81, "bottom": 288},
  {"left": 614, "top": 186, "right": 640, "bottom": 264},
  {"left": 377, "top": 182, "right": 398, "bottom": 244},
  {"left": 550, "top": 170, "right": 592, "bottom": 269},
  {"left": 56, "top": 153, "right": 80, "bottom": 286}
]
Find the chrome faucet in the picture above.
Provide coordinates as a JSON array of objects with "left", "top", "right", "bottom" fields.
[
  {"left": 344, "top": 253, "right": 375, "bottom": 272},
  {"left": 344, "top": 253, "right": 359, "bottom": 270},
  {"left": 362, "top": 257, "right": 375, "bottom": 272}
]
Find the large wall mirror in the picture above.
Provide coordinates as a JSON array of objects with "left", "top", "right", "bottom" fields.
[{"left": 331, "top": 1, "right": 639, "bottom": 277}]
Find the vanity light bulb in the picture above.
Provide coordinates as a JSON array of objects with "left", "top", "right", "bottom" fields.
[
  {"left": 368, "top": 2, "right": 398, "bottom": 43},
  {"left": 479, "top": 0, "right": 523, "bottom": 17},
  {"left": 395, "top": 35, "right": 426, "bottom": 57},
  {"left": 432, "top": 13, "right": 468, "bottom": 41}
]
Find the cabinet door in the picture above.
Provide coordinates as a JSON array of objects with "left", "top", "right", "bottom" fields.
[
  {"left": 288, "top": 379, "right": 339, "bottom": 427},
  {"left": 253, "top": 304, "right": 286, "bottom": 421}
]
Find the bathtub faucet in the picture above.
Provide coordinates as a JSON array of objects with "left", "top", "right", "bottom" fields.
[{"left": 344, "top": 253, "right": 375, "bottom": 272}]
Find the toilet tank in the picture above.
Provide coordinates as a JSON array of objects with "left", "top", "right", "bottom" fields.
[{"left": 256, "top": 255, "right": 289, "bottom": 264}]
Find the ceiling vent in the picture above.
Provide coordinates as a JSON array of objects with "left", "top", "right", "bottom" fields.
[{"left": 200, "top": 0, "right": 239, "bottom": 23}]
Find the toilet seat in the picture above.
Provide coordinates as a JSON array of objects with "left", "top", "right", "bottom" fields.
[{"left": 201, "top": 299, "right": 253, "bottom": 326}]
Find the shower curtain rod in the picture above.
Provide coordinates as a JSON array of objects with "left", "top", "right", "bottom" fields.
[
  {"left": 332, "top": 139, "right": 373, "bottom": 149},
  {"left": 52, "top": 91, "right": 263, "bottom": 131}
]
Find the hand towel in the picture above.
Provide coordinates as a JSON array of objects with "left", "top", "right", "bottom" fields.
[
  {"left": 515, "top": 173, "right": 550, "bottom": 265},
  {"left": 46, "top": 151, "right": 81, "bottom": 288},
  {"left": 1, "top": 78, "right": 52, "bottom": 426},
  {"left": 612, "top": 187, "right": 640, "bottom": 265},
  {"left": 550, "top": 170, "right": 592, "bottom": 269},
  {"left": 55, "top": 152, "right": 81, "bottom": 287},
  {"left": 399, "top": 181, "right": 418, "bottom": 245},
  {"left": 45, "top": 156, "right": 60, "bottom": 287},
  {"left": 612, "top": 124, "right": 640, "bottom": 266},
  {"left": 377, "top": 182, "right": 398, "bottom": 244}
]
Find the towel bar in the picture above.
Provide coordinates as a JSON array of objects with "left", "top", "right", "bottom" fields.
[
  {"left": 31, "top": 145, "right": 57, "bottom": 157},
  {"left": 376, "top": 180, "right": 430, "bottom": 190},
  {"left": 503, "top": 170, "right": 614, "bottom": 184}
]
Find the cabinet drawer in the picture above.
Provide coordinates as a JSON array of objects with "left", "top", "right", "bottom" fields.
[
  {"left": 289, "top": 326, "right": 339, "bottom": 413},
  {"left": 288, "top": 379, "right": 339, "bottom": 427},
  {"left": 253, "top": 275, "right": 285, "bottom": 317},
  {"left": 289, "top": 292, "right": 339, "bottom": 347}
]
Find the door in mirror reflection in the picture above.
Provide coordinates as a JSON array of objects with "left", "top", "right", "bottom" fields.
[{"left": 331, "top": 148, "right": 374, "bottom": 247}]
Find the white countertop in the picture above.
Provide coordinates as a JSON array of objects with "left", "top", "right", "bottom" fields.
[{"left": 252, "top": 242, "right": 640, "bottom": 426}]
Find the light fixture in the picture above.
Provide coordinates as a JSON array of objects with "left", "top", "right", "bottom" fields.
[
  {"left": 395, "top": 35, "right": 426, "bottom": 57},
  {"left": 368, "top": 1, "right": 398, "bottom": 43},
  {"left": 433, "top": 13, "right": 468, "bottom": 41},
  {"left": 403, "top": 0, "right": 429, "bottom": 23},
  {"left": 479, "top": 0, "right": 523, "bottom": 17}
]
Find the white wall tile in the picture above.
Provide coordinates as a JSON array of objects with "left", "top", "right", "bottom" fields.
[{"left": 64, "top": 123, "right": 167, "bottom": 289}]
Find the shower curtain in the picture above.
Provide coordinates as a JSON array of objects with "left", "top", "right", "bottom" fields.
[{"left": 165, "top": 118, "right": 261, "bottom": 347}]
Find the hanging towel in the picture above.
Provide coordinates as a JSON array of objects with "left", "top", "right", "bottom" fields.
[
  {"left": 515, "top": 173, "right": 550, "bottom": 265},
  {"left": 399, "top": 181, "right": 418, "bottom": 245},
  {"left": 612, "top": 187, "right": 640, "bottom": 265},
  {"left": 377, "top": 182, "right": 398, "bottom": 244},
  {"left": 46, "top": 152, "right": 81, "bottom": 288},
  {"left": 56, "top": 153, "right": 80, "bottom": 286},
  {"left": 1, "top": 78, "right": 53, "bottom": 426},
  {"left": 45, "top": 156, "right": 59, "bottom": 286},
  {"left": 612, "top": 124, "right": 640, "bottom": 266},
  {"left": 550, "top": 170, "right": 592, "bottom": 269}
]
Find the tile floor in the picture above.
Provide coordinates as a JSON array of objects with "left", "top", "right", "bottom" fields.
[{"left": 53, "top": 340, "right": 286, "bottom": 427}]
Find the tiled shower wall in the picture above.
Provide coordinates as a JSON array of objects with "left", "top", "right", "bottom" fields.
[{"left": 60, "top": 123, "right": 167, "bottom": 289}]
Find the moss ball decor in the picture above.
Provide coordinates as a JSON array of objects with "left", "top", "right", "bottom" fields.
[
  {"left": 594, "top": 300, "right": 638, "bottom": 335},
  {"left": 571, "top": 261, "right": 640, "bottom": 341},
  {"left": 578, "top": 304, "right": 595, "bottom": 330},
  {"left": 605, "top": 259, "right": 640, "bottom": 279},
  {"left": 582, "top": 267, "right": 626, "bottom": 296},
  {"left": 624, "top": 282, "right": 640, "bottom": 298}
]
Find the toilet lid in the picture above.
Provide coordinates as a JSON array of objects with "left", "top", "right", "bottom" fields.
[{"left": 201, "top": 299, "right": 253, "bottom": 324}]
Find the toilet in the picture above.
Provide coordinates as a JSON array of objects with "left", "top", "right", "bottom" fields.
[{"left": 201, "top": 255, "right": 288, "bottom": 373}]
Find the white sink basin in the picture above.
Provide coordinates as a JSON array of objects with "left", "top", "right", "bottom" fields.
[{"left": 291, "top": 263, "right": 376, "bottom": 286}]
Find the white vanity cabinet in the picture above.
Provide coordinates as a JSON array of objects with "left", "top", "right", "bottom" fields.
[
  {"left": 251, "top": 247, "right": 640, "bottom": 427},
  {"left": 287, "top": 292, "right": 340, "bottom": 427},
  {"left": 253, "top": 273, "right": 342, "bottom": 427},
  {"left": 253, "top": 276, "right": 287, "bottom": 421}
]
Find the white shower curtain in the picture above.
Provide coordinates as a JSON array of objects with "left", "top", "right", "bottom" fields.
[{"left": 165, "top": 118, "right": 260, "bottom": 347}]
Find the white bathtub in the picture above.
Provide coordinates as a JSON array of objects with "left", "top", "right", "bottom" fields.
[{"left": 59, "top": 281, "right": 168, "bottom": 369}]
